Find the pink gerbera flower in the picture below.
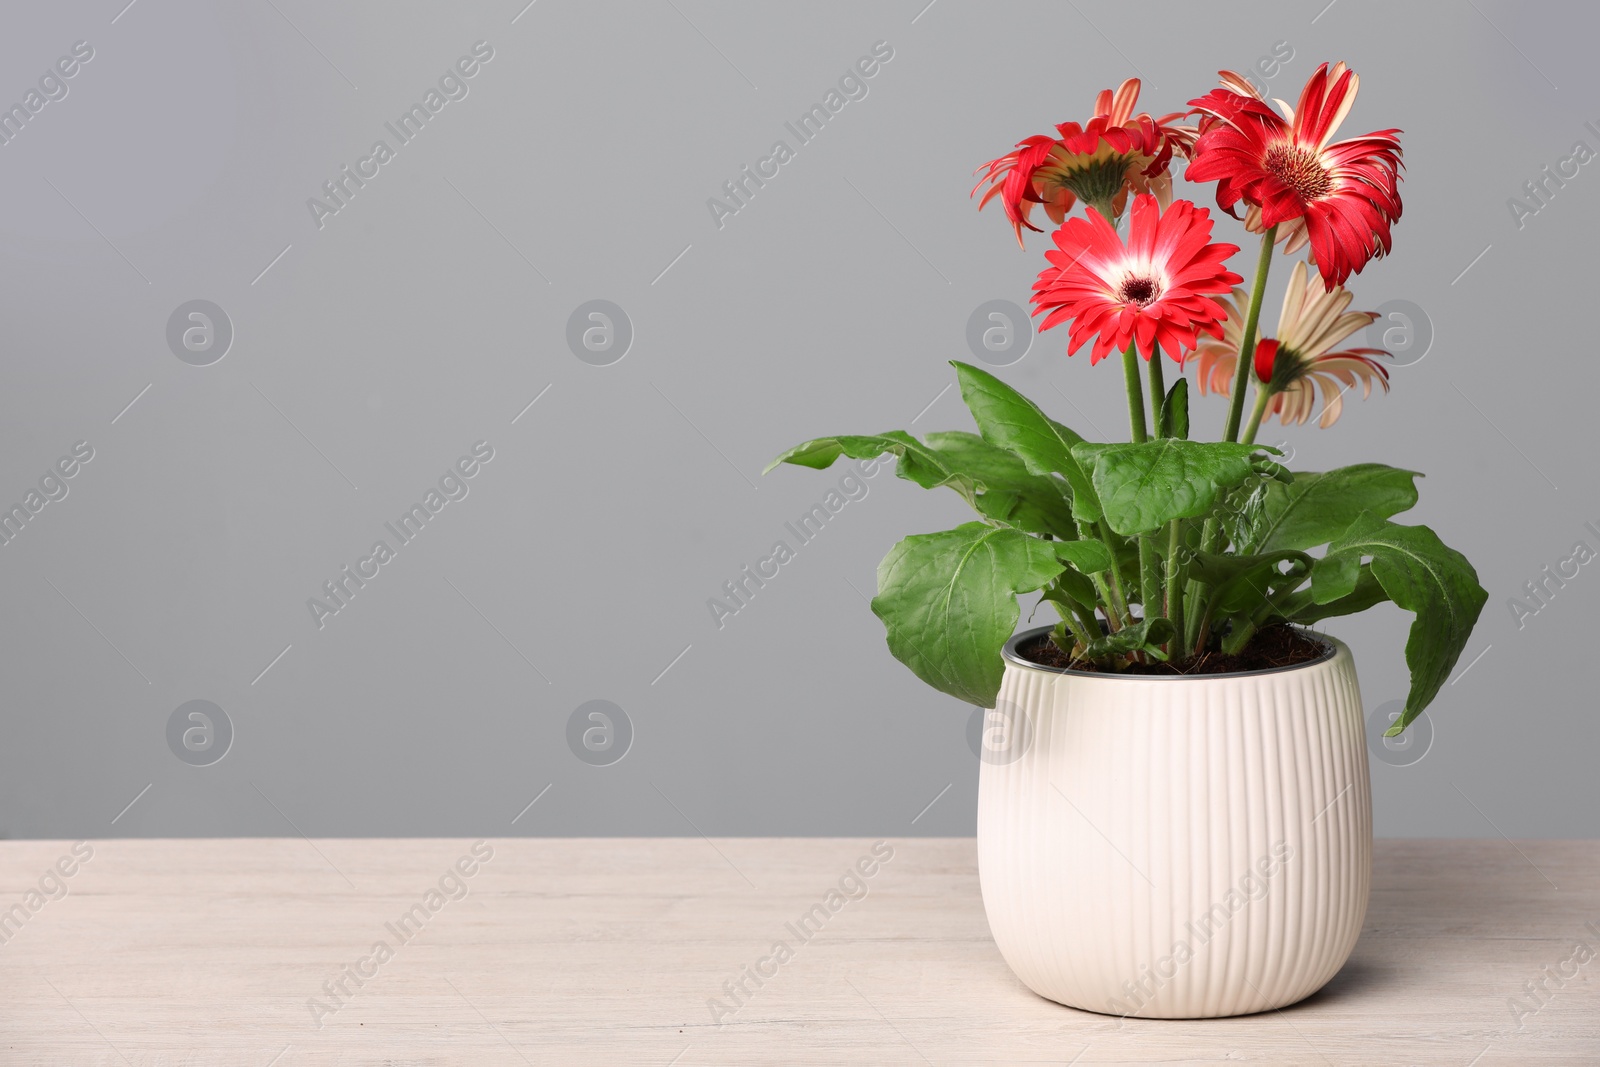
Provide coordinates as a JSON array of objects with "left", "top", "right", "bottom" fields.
[
  {"left": 1031, "top": 193, "right": 1242, "bottom": 365},
  {"left": 1186, "top": 63, "right": 1403, "bottom": 289}
]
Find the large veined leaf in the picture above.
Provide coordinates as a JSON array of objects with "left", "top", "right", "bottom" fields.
[
  {"left": 1187, "top": 549, "right": 1314, "bottom": 616},
  {"left": 1230, "top": 463, "right": 1421, "bottom": 554},
  {"left": 950, "top": 362, "right": 1101, "bottom": 521},
  {"left": 765, "top": 431, "right": 975, "bottom": 496},
  {"left": 923, "top": 431, "right": 1076, "bottom": 536},
  {"left": 765, "top": 429, "right": 1077, "bottom": 536},
  {"left": 1315, "top": 513, "right": 1488, "bottom": 733},
  {"left": 1072, "top": 440, "right": 1275, "bottom": 536},
  {"left": 872, "top": 522, "right": 1064, "bottom": 707},
  {"left": 1275, "top": 565, "right": 1388, "bottom": 625}
]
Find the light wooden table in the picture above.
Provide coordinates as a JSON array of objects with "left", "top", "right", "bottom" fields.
[{"left": 1, "top": 838, "right": 1595, "bottom": 1065}]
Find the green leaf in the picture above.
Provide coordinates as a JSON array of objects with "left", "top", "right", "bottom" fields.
[
  {"left": 1276, "top": 565, "right": 1389, "bottom": 625},
  {"left": 765, "top": 431, "right": 974, "bottom": 496},
  {"left": 1111, "top": 533, "right": 1141, "bottom": 584},
  {"left": 766, "top": 428, "right": 1079, "bottom": 537},
  {"left": 1052, "top": 539, "right": 1114, "bottom": 574},
  {"left": 1187, "top": 549, "right": 1314, "bottom": 616},
  {"left": 1309, "top": 551, "right": 1363, "bottom": 604},
  {"left": 1072, "top": 440, "right": 1276, "bottom": 536},
  {"left": 1319, "top": 514, "right": 1488, "bottom": 732},
  {"left": 872, "top": 522, "right": 1064, "bottom": 707},
  {"left": 1233, "top": 464, "right": 1422, "bottom": 555},
  {"left": 1080, "top": 616, "right": 1175, "bottom": 661},
  {"left": 1252, "top": 457, "right": 1294, "bottom": 484},
  {"left": 1045, "top": 568, "right": 1099, "bottom": 612},
  {"left": 1159, "top": 379, "right": 1189, "bottom": 441},
  {"left": 1185, "top": 549, "right": 1299, "bottom": 586},
  {"left": 951, "top": 362, "right": 1102, "bottom": 521},
  {"left": 923, "top": 431, "right": 1076, "bottom": 535}
]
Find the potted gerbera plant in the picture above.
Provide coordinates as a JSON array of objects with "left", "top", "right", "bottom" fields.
[{"left": 770, "top": 65, "right": 1487, "bottom": 1018}]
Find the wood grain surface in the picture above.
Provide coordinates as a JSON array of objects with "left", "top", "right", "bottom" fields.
[{"left": 0, "top": 837, "right": 1594, "bottom": 1065}]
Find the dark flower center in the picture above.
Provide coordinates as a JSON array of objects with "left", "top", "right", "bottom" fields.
[
  {"left": 1118, "top": 276, "right": 1162, "bottom": 306},
  {"left": 1263, "top": 144, "right": 1332, "bottom": 201}
]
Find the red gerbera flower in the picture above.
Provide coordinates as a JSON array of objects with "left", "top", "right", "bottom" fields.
[
  {"left": 1032, "top": 193, "right": 1242, "bottom": 365},
  {"left": 1186, "top": 63, "right": 1402, "bottom": 289},
  {"left": 975, "top": 78, "right": 1195, "bottom": 245},
  {"left": 1210, "top": 71, "right": 1312, "bottom": 258}
]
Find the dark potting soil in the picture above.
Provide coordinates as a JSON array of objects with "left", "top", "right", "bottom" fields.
[{"left": 1017, "top": 623, "right": 1330, "bottom": 676}]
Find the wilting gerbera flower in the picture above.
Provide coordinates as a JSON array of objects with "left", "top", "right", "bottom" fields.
[
  {"left": 975, "top": 78, "right": 1195, "bottom": 244},
  {"left": 1209, "top": 72, "right": 1311, "bottom": 257},
  {"left": 1186, "top": 63, "right": 1402, "bottom": 289},
  {"left": 1032, "top": 193, "right": 1241, "bottom": 365},
  {"left": 1193, "top": 260, "right": 1389, "bottom": 427}
]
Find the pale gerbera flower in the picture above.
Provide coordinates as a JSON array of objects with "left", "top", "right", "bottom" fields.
[{"left": 1192, "top": 260, "right": 1389, "bottom": 428}]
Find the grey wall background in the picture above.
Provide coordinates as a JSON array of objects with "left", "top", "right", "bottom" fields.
[{"left": 1, "top": 0, "right": 1593, "bottom": 839}]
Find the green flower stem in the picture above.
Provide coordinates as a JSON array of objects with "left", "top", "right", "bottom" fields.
[
  {"left": 1091, "top": 572, "right": 1123, "bottom": 634},
  {"left": 1220, "top": 387, "right": 1274, "bottom": 653},
  {"left": 1121, "top": 342, "right": 1148, "bottom": 444},
  {"left": 1065, "top": 612, "right": 1097, "bottom": 651},
  {"left": 1138, "top": 535, "right": 1160, "bottom": 637},
  {"left": 1072, "top": 597, "right": 1105, "bottom": 635},
  {"left": 1183, "top": 576, "right": 1204, "bottom": 652},
  {"left": 1183, "top": 512, "right": 1224, "bottom": 649},
  {"left": 1047, "top": 587, "right": 1096, "bottom": 654},
  {"left": 1222, "top": 616, "right": 1259, "bottom": 656},
  {"left": 1192, "top": 598, "right": 1219, "bottom": 657},
  {"left": 1239, "top": 385, "right": 1274, "bottom": 447},
  {"left": 1185, "top": 227, "right": 1279, "bottom": 652},
  {"left": 1147, "top": 347, "right": 1166, "bottom": 438},
  {"left": 1164, "top": 518, "right": 1184, "bottom": 657},
  {"left": 1184, "top": 381, "right": 1267, "bottom": 654},
  {"left": 1119, "top": 341, "right": 1155, "bottom": 647},
  {"left": 1221, "top": 225, "right": 1278, "bottom": 443},
  {"left": 1084, "top": 518, "right": 1133, "bottom": 630}
]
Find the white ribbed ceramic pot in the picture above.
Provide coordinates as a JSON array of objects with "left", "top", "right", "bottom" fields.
[{"left": 976, "top": 626, "right": 1371, "bottom": 1019}]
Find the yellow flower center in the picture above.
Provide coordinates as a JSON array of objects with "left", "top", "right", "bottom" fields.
[{"left": 1263, "top": 143, "right": 1332, "bottom": 201}]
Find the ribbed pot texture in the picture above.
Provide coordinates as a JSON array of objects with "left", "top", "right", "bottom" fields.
[{"left": 976, "top": 628, "right": 1371, "bottom": 1019}]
